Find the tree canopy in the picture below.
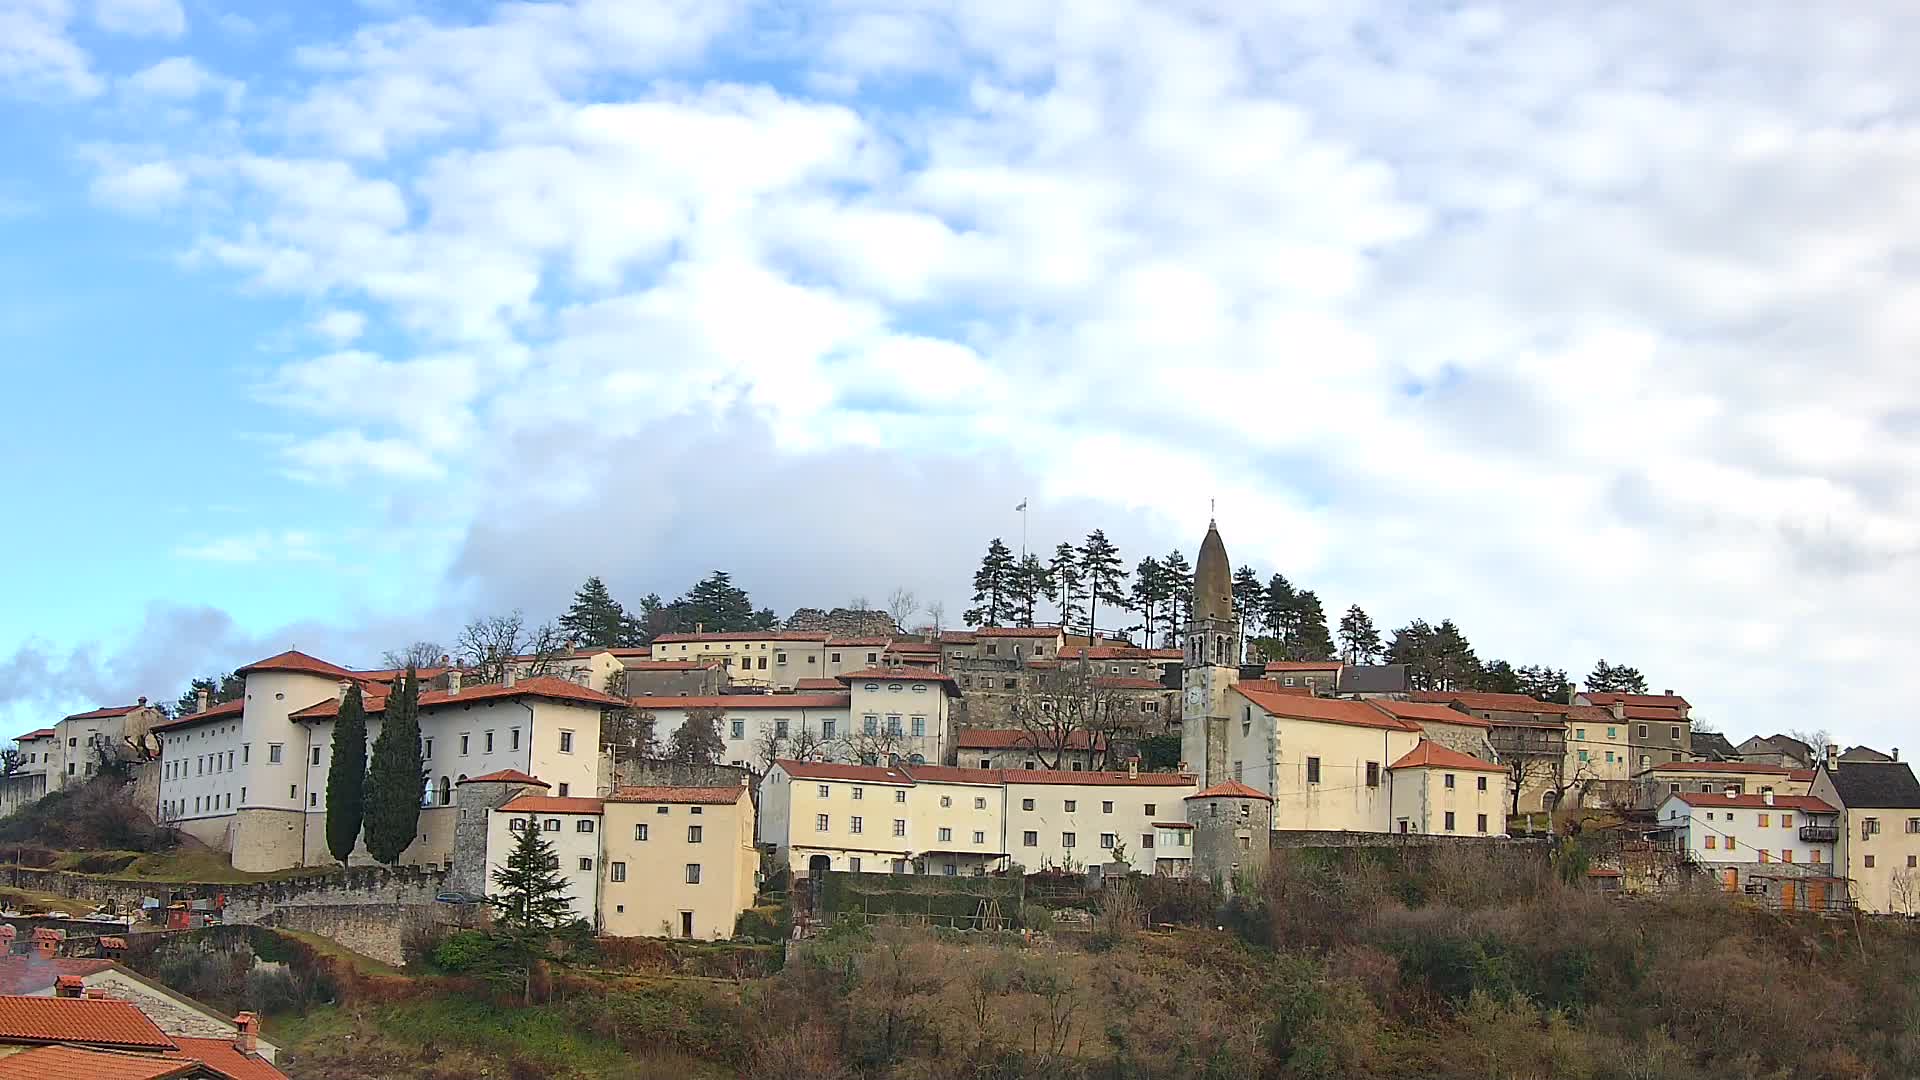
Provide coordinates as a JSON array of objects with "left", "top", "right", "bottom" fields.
[
  {"left": 1587, "top": 659, "right": 1649, "bottom": 694},
  {"left": 557, "top": 576, "right": 643, "bottom": 648},
  {"left": 966, "top": 538, "right": 1018, "bottom": 627},
  {"left": 324, "top": 683, "right": 368, "bottom": 865},
  {"left": 363, "top": 668, "right": 425, "bottom": 865}
]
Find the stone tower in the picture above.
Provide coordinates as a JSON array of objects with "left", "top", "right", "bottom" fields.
[{"left": 1180, "top": 520, "right": 1242, "bottom": 787}]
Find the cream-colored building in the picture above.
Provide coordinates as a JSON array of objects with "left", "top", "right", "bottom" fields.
[
  {"left": 1808, "top": 758, "right": 1920, "bottom": 915},
  {"left": 600, "top": 785, "right": 757, "bottom": 939},
  {"left": 760, "top": 759, "right": 917, "bottom": 875},
  {"left": 1221, "top": 682, "right": 1424, "bottom": 832},
  {"left": 1565, "top": 704, "right": 1632, "bottom": 785},
  {"left": 489, "top": 794, "right": 605, "bottom": 926},
  {"left": 624, "top": 693, "right": 851, "bottom": 770},
  {"left": 646, "top": 631, "right": 833, "bottom": 689},
  {"left": 1386, "top": 741, "right": 1509, "bottom": 836},
  {"left": 1631, "top": 760, "right": 1796, "bottom": 811},
  {"left": 5, "top": 700, "right": 166, "bottom": 813},
  {"left": 1002, "top": 767, "right": 1196, "bottom": 871},
  {"left": 841, "top": 666, "right": 960, "bottom": 766}
]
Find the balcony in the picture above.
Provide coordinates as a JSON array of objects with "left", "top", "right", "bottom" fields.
[{"left": 1799, "top": 824, "right": 1839, "bottom": 843}]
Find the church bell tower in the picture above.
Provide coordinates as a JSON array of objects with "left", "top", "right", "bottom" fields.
[{"left": 1180, "top": 519, "right": 1241, "bottom": 786}]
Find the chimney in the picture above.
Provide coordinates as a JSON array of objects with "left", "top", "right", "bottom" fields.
[
  {"left": 439, "top": 653, "right": 451, "bottom": 668},
  {"left": 137, "top": 696, "right": 147, "bottom": 707},
  {"left": 1827, "top": 743, "right": 1840, "bottom": 764},
  {"left": 1610, "top": 702, "right": 1625, "bottom": 720},
  {"left": 696, "top": 622, "right": 705, "bottom": 634},
  {"left": 1664, "top": 689, "right": 1673, "bottom": 697},
  {"left": 1127, "top": 757, "right": 1140, "bottom": 779},
  {"left": 447, "top": 669, "right": 462, "bottom": 696},
  {"left": 233, "top": 1012, "right": 259, "bottom": 1054},
  {"left": 83, "top": 987, "right": 110, "bottom": 999},
  {"left": 1894, "top": 748, "right": 1900, "bottom": 762},
  {"left": 33, "top": 932, "right": 58, "bottom": 960},
  {"left": 54, "top": 975, "right": 84, "bottom": 997},
  {"left": 1763, "top": 791, "right": 1775, "bottom": 806},
  {"left": 503, "top": 668, "right": 517, "bottom": 689},
  {"left": 196, "top": 688, "right": 210, "bottom": 715}
]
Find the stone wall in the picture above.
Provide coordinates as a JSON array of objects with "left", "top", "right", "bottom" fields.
[
  {"left": 610, "top": 760, "right": 754, "bottom": 790},
  {"left": 1268, "top": 830, "right": 1542, "bottom": 850},
  {"left": 256, "top": 903, "right": 433, "bottom": 967},
  {"left": 0, "top": 863, "right": 445, "bottom": 925},
  {"left": 449, "top": 778, "right": 540, "bottom": 897}
]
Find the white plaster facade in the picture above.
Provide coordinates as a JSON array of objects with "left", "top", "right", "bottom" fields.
[{"left": 488, "top": 795, "right": 604, "bottom": 927}]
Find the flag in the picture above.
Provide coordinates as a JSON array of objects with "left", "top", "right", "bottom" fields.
[{"left": 1015, "top": 499, "right": 1028, "bottom": 512}]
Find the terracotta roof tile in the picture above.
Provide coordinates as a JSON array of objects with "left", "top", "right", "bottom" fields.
[
  {"left": 1646, "top": 760, "right": 1791, "bottom": 775},
  {"left": 0, "top": 1045, "right": 201, "bottom": 1080},
  {"left": 1622, "top": 705, "right": 1686, "bottom": 721},
  {"left": 233, "top": 650, "right": 356, "bottom": 679},
  {"left": 625, "top": 693, "right": 850, "bottom": 711},
  {"left": 826, "top": 636, "right": 894, "bottom": 647},
  {"left": 149, "top": 699, "right": 245, "bottom": 733},
  {"left": 168, "top": 1036, "right": 289, "bottom": 1080},
  {"left": 836, "top": 667, "right": 962, "bottom": 697},
  {"left": 970, "top": 627, "right": 1067, "bottom": 638},
  {"left": 1000, "top": 769, "right": 1194, "bottom": 788},
  {"left": 457, "top": 770, "right": 549, "bottom": 787},
  {"left": 775, "top": 759, "right": 913, "bottom": 784},
  {"left": 61, "top": 705, "right": 144, "bottom": 722},
  {"left": 791, "top": 678, "right": 843, "bottom": 691},
  {"left": 606, "top": 786, "right": 745, "bottom": 805},
  {"left": 499, "top": 795, "right": 604, "bottom": 815},
  {"left": 1368, "top": 700, "right": 1493, "bottom": 729},
  {"left": 16, "top": 728, "right": 56, "bottom": 741},
  {"left": 901, "top": 765, "right": 1006, "bottom": 785},
  {"left": 1585, "top": 692, "right": 1691, "bottom": 709},
  {"left": 1188, "top": 780, "right": 1272, "bottom": 801},
  {"left": 0, "top": 995, "right": 176, "bottom": 1050},
  {"left": 291, "top": 676, "right": 627, "bottom": 721},
  {"left": 1669, "top": 792, "right": 1836, "bottom": 812},
  {"left": 1389, "top": 740, "right": 1506, "bottom": 773},
  {"left": 1411, "top": 690, "right": 1574, "bottom": 715},
  {"left": 1236, "top": 685, "right": 1421, "bottom": 732}
]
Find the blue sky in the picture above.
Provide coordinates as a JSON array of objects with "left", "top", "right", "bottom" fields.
[{"left": 4, "top": 0, "right": 1919, "bottom": 752}]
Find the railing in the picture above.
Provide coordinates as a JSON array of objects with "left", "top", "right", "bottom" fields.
[{"left": 1799, "top": 825, "right": 1839, "bottom": 843}]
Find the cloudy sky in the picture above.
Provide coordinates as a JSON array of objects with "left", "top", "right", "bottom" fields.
[{"left": 3, "top": 1, "right": 1915, "bottom": 750}]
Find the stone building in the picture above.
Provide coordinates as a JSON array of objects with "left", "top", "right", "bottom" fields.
[
  {"left": 1412, "top": 691, "right": 1570, "bottom": 813},
  {"left": 1186, "top": 780, "right": 1271, "bottom": 892},
  {"left": 1180, "top": 520, "right": 1242, "bottom": 787}
]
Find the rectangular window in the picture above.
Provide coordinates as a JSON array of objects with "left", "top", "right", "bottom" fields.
[
  {"left": 851, "top": 816, "right": 863, "bottom": 834},
  {"left": 1306, "top": 757, "right": 1321, "bottom": 784},
  {"left": 894, "top": 790, "right": 906, "bottom": 804},
  {"left": 1781, "top": 849, "right": 1794, "bottom": 863},
  {"left": 423, "top": 738, "right": 433, "bottom": 759},
  {"left": 268, "top": 743, "right": 283, "bottom": 764},
  {"left": 460, "top": 734, "right": 470, "bottom": 756},
  {"left": 1758, "top": 813, "right": 1769, "bottom": 828},
  {"left": 558, "top": 783, "right": 570, "bottom": 797},
  {"left": 852, "top": 787, "right": 863, "bottom": 800},
  {"left": 577, "top": 819, "right": 594, "bottom": 833},
  {"left": 688, "top": 825, "right": 703, "bottom": 843},
  {"left": 610, "top": 862, "right": 626, "bottom": 882},
  {"left": 864, "top": 715, "right": 878, "bottom": 735},
  {"left": 818, "top": 784, "right": 831, "bottom": 798},
  {"left": 1575, "top": 728, "right": 1586, "bottom": 741},
  {"left": 1100, "top": 833, "right": 1116, "bottom": 849},
  {"left": 1024, "top": 830, "right": 1038, "bottom": 847},
  {"left": 893, "top": 819, "right": 906, "bottom": 837},
  {"left": 940, "top": 795, "right": 952, "bottom": 808},
  {"left": 544, "top": 819, "right": 560, "bottom": 832},
  {"left": 776, "top": 719, "right": 790, "bottom": 739},
  {"left": 911, "top": 716, "right": 925, "bottom": 737},
  {"left": 1444, "top": 773, "right": 1456, "bottom": 789},
  {"left": 1444, "top": 811, "right": 1456, "bottom": 832},
  {"left": 484, "top": 731, "right": 495, "bottom": 753},
  {"left": 1365, "top": 762, "right": 1380, "bottom": 787},
  {"left": 559, "top": 731, "right": 574, "bottom": 753},
  {"left": 974, "top": 796, "right": 987, "bottom": 810},
  {"left": 685, "top": 864, "right": 702, "bottom": 884},
  {"left": 886, "top": 715, "right": 902, "bottom": 735},
  {"left": 1726, "top": 836, "right": 1737, "bottom": 851},
  {"left": 242, "top": 744, "right": 249, "bottom": 763},
  {"left": 938, "top": 827, "right": 952, "bottom": 842},
  {"left": 1102, "top": 801, "right": 1114, "bottom": 814},
  {"left": 1477, "top": 776, "right": 1488, "bottom": 792},
  {"left": 1142, "top": 834, "right": 1154, "bottom": 849},
  {"left": 1670, "top": 726, "right": 1680, "bottom": 741},
  {"left": 635, "top": 823, "right": 649, "bottom": 841},
  {"left": 312, "top": 746, "right": 322, "bottom": 766},
  {"left": 1864, "top": 855, "right": 1875, "bottom": 868},
  {"left": 822, "top": 720, "right": 836, "bottom": 740},
  {"left": 1782, "top": 815, "right": 1793, "bottom": 828},
  {"left": 309, "top": 792, "right": 318, "bottom": 807},
  {"left": 731, "top": 720, "right": 745, "bottom": 739},
  {"left": 758, "top": 657, "right": 767, "bottom": 670},
  {"left": 849, "top": 857, "right": 861, "bottom": 872},
  {"left": 815, "top": 814, "right": 829, "bottom": 832},
  {"left": 1476, "top": 814, "right": 1488, "bottom": 833},
  {"left": 1638, "top": 725, "right": 1648, "bottom": 739},
  {"left": 511, "top": 728, "right": 520, "bottom": 750},
  {"left": 1064, "top": 800, "right": 1077, "bottom": 812},
  {"left": 1022, "top": 798, "right": 1035, "bottom": 811},
  {"left": 1232, "top": 760, "right": 1243, "bottom": 781},
  {"left": 973, "top": 830, "right": 985, "bottom": 844},
  {"left": 579, "top": 857, "right": 593, "bottom": 871},
  {"left": 1062, "top": 832, "right": 1076, "bottom": 849}
]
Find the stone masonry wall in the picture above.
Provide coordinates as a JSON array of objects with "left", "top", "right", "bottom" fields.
[
  {"left": 0, "top": 863, "right": 445, "bottom": 923},
  {"left": 256, "top": 903, "right": 432, "bottom": 967}
]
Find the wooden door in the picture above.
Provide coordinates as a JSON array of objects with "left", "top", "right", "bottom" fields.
[
  {"left": 1780, "top": 881, "right": 1797, "bottom": 911},
  {"left": 1807, "top": 881, "right": 1826, "bottom": 911},
  {"left": 1721, "top": 868, "right": 1738, "bottom": 892}
]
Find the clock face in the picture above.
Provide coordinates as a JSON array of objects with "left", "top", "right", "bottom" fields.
[{"left": 1185, "top": 686, "right": 1205, "bottom": 711}]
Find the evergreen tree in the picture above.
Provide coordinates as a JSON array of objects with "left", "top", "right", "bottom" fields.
[
  {"left": 1262, "top": 573, "right": 1297, "bottom": 646},
  {"left": 1128, "top": 556, "right": 1168, "bottom": 647},
  {"left": 1289, "top": 590, "right": 1335, "bottom": 661},
  {"left": 1477, "top": 659, "right": 1523, "bottom": 695},
  {"left": 488, "top": 819, "right": 577, "bottom": 1003},
  {"left": 1338, "top": 605, "right": 1383, "bottom": 664},
  {"left": 172, "top": 673, "right": 243, "bottom": 718},
  {"left": 324, "top": 683, "right": 369, "bottom": 865},
  {"left": 667, "top": 708, "right": 726, "bottom": 764},
  {"left": 557, "top": 576, "right": 640, "bottom": 648},
  {"left": 678, "top": 571, "right": 766, "bottom": 632},
  {"left": 1009, "top": 554, "right": 1050, "bottom": 627},
  {"left": 1048, "top": 543, "right": 1083, "bottom": 630},
  {"left": 1161, "top": 549, "right": 1193, "bottom": 646},
  {"left": 363, "top": 667, "right": 425, "bottom": 865},
  {"left": 1518, "top": 664, "right": 1573, "bottom": 703},
  {"left": 1078, "top": 530, "right": 1127, "bottom": 640},
  {"left": 965, "top": 538, "right": 1018, "bottom": 626},
  {"left": 1430, "top": 620, "right": 1480, "bottom": 690},
  {"left": 1587, "top": 659, "right": 1649, "bottom": 694},
  {"left": 1231, "top": 566, "right": 1264, "bottom": 633}
]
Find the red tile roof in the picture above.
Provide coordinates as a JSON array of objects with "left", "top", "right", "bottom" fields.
[
  {"left": 16, "top": 728, "right": 55, "bottom": 741},
  {"left": 168, "top": 1036, "right": 289, "bottom": 1080},
  {"left": 1235, "top": 685, "right": 1421, "bottom": 732},
  {"left": 234, "top": 650, "right": 356, "bottom": 679},
  {"left": 954, "top": 729, "right": 1105, "bottom": 751},
  {"left": 0, "top": 995, "right": 175, "bottom": 1050},
  {"left": 625, "top": 693, "right": 850, "bottom": 711},
  {"left": 1788, "top": 769, "right": 1816, "bottom": 783},
  {"left": 836, "top": 667, "right": 962, "bottom": 697},
  {"left": 618, "top": 660, "right": 719, "bottom": 671},
  {"left": 1647, "top": 760, "right": 1791, "bottom": 775},
  {"left": 0, "top": 958, "right": 114, "bottom": 996},
  {"left": 775, "top": 759, "right": 913, "bottom": 784},
  {"left": 791, "top": 678, "right": 843, "bottom": 691},
  {"left": 1000, "top": 769, "right": 1194, "bottom": 788},
  {"left": 887, "top": 641, "right": 939, "bottom": 653},
  {"left": 1585, "top": 692, "right": 1691, "bottom": 709},
  {"left": 61, "top": 705, "right": 144, "bottom": 722},
  {"left": 1188, "top": 780, "right": 1272, "bottom": 801},
  {"left": 606, "top": 786, "right": 745, "bottom": 805},
  {"left": 1622, "top": 705, "right": 1686, "bottom": 721},
  {"left": 457, "top": 770, "right": 548, "bottom": 787},
  {"left": 938, "top": 631, "right": 978, "bottom": 643},
  {"left": 149, "top": 698, "right": 245, "bottom": 733},
  {"left": 1368, "top": 700, "right": 1493, "bottom": 729},
  {"left": 1091, "top": 677, "right": 1167, "bottom": 691},
  {"left": 1059, "top": 645, "right": 1175, "bottom": 661},
  {"left": 499, "top": 795, "right": 604, "bottom": 815},
  {"left": 1411, "top": 691, "right": 1574, "bottom": 716},
  {"left": 1669, "top": 792, "right": 1836, "bottom": 812},
  {"left": 649, "top": 631, "right": 831, "bottom": 643},
  {"left": 0, "top": 1045, "right": 202, "bottom": 1080},
  {"left": 971, "top": 627, "right": 1066, "bottom": 638},
  {"left": 1389, "top": 740, "right": 1506, "bottom": 773},
  {"left": 291, "top": 676, "right": 628, "bottom": 720},
  {"left": 1264, "top": 661, "right": 1342, "bottom": 672},
  {"left": 900, "top": 765, "right": 1005, "bottom": 785}
]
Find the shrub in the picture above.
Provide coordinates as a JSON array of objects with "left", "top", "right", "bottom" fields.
[
  {"left": 735, "top": 904, "right": 791, "bottom": 943},
  {"left": 433, "top": 931, "right": 506, "bottom": 974}
]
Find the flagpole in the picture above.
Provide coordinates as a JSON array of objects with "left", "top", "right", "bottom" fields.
[{"left": 1019, "top": 498, "right": 1028, "bottom": 560}]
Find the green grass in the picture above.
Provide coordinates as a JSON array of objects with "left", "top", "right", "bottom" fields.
[
  {"left": 47, "top": 849, "right": 332, "bottom": 883},
  {"left": 265, "top": 927, "right": 406, "bottom": 978},
  {"left": 0, "top": 885, "right": 87, "bottom": 913}
]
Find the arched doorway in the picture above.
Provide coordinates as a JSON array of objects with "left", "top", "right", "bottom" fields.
[
  {"left": 809, "top": 854, "right": 831, "bottom": 877},
  {"left": 438, "top": 776, "right": 452, "bottom": 805}
]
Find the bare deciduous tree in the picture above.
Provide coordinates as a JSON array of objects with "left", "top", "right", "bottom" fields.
[
  {"left": 924, "top": 601, "right": 945, "bottom": 637},
  {"left": 381, "top": 640, "right": 446, "bottom": 671},
  {"left": 455, "top": 611, "right": 568, "bottom": 684},
  {"left": 1890, "top": 869, "right": 1919, "bottom": 916},
  {"left": 840, "top": 720, "right": 912, "bottom": 766},
  {"left": 0, "top": 748, "right": 24, "bottom": 777},
  {"left": 1011, "top": 668, "right": 1130, "bottom": 770},
  {"left": 887, "top": 588, "right": 918, "bottom": 632}
]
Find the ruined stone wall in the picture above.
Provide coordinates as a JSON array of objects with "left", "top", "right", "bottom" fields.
[{"left": 255, "top": 903, "right": 434, "bottom": 967}]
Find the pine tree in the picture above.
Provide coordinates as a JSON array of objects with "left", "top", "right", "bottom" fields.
[
  {"left": 1290, "top": 590, "right": 1334, "bottom": 661},
  {"left": 1008, "top": 554, "right": 1049, "bottom": 627},
  {"left": 1161, "top": 549, "right": 1192, "bottom": 646},
  {"left": 667, "top": 708, "right": 725, "bottom": 764},
  {"left": 488, "top": 819, "right": 577, "bottom": 1003},
  {"left": 966, "top": 538, "right": 1018, "bottom": 626},
  {"left": 1338, "top": 605, "right": 1382, "bottom": 664},
  {"left": 1078, "top": 530, "right": 1126, "bottom": 640},
  {"left": 1262, "top": 573, "right": 1297, "bottom": 646},
  {"left": 363, "top": 667, "right": 425, "bottom": 865},
  {"left": 324, "top": 683, "right": 368, "bottom": 865},
  {"left": 1388, "top": 620, "right": 1436, "bottom": 690},
  {"left": 172, "top": 673, "right": 243, "bottom": 718},
  {"left": 1587, "top": 660, "right": 1648, "bottom": 694},
  {"left": 1231, "top": 566, "right": 1264, "bottom": 633},
  {"left": 1517, "top": 664, "right": 1573, "bottom": 703},
  {"left": 1129, "top": 557, "right": 1167, "bottom": 647},
  {"left": 1477, "top": 659, "right": 1523, "bottom": 694},
  {"left": 1431, "top": 620, "right": 1480, "bottom": 691},
  {"left": 1048, "top": 543, "right": 1083, "bottom": 630},
  {"left": 678, "top": 572, "right": 765, "bottom": 632},
  {"left": 557, "top": 576, "right": 638, "bottom": 648}
]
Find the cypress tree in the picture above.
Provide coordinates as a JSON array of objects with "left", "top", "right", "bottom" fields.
[
  {"left": 324, "top": 683, "right": 369, "bottom": 865},
  {"left": 363, "top": 667, "right": 425, "bottom": 865}
]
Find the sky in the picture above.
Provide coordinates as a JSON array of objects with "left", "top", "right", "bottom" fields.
[{"left": 2, "top": 1, "right": 1917, "bottom": 752}]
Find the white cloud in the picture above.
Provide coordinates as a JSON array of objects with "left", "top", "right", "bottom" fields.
[
  {"left": 93, "top": 0, "right": 183, "bottom": 37},
  {"left": 0, "top": 0, "right": 101, "bottom": 98},
  {"left": 123, "top": 56, "right": 243, "bottom": 104},
  {"left": 88, "top": 159, "right": 187, "bottom": 211},
  {"left": 310, "top": 309, "right": 367, "bottom": 343},
  {"left": 174, "top": 530, "right": 328, "bottom": 564}
]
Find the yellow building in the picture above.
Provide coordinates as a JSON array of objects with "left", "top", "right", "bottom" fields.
[
  {"left": 1221, "top": 682, "right": 1424, "bottom": 832},
  {"left": 600, "top": 785, "right": 759, "bottom": 939},
  {"left": 1808, "top": 758, "right": 1920, "bottom": 915},
  {"left": 647, "top": 631, "right": 832, "bottom": 688},
  {"left": 1387, "top": 740, "right": 1510, "bottom": 836}
]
